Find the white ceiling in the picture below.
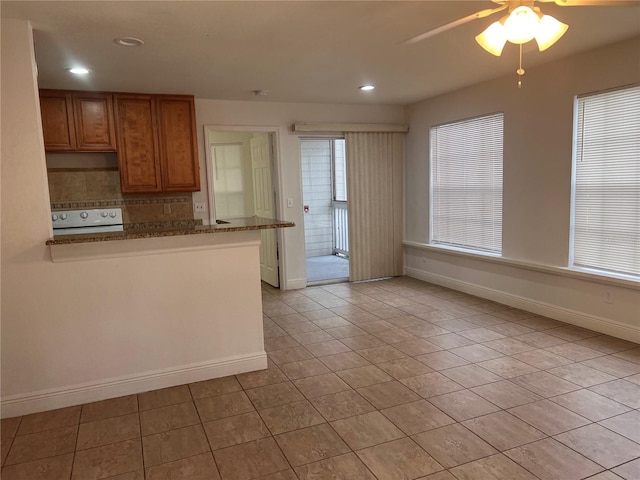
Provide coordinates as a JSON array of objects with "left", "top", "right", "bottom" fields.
[{"left": 3, "top": 1, "right": 639, "bottom": 105}]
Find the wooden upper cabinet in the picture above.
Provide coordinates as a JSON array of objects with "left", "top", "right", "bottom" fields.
[
  {"left": 115, "top": 94, "right": 199, "bottom": 193},
  {"left": 73, "top": 92, "right": 117, "bottom": 151},
  {"left": 39, "top": 90, "right": 76, "bottom": 151},
  {"left": 156, "top": 95, "right": 200, "bottom": 192},
  {"left": 40, "top": 89, "right": 200, "bottom": 193},
  {"left": 114, "top": 94, "right": 162, "bottom": 193},
  {"left": 40, "top": 90, "right": 116, "bottom": 152}
]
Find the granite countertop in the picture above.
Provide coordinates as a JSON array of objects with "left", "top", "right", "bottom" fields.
[{"left": 46, "top": 217, "right": 295, "bottom": 245}]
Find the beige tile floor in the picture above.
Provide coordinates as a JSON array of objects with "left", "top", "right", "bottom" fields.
[{"left": 2, "top": 277, "right": 639, "bottom": 480}]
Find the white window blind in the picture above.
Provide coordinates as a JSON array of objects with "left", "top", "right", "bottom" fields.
[
  {"left": 431, "top": 113, "right": 504, "bottom": 254},
  {"left": 573, "top": 85, "right": 640, "bottom": 278}
]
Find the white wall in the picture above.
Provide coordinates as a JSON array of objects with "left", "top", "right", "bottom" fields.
[
  {"left": 405, "top": 36, "right": 640, "bottom": 341},
  {"left": 1, "top": 20, "right": 266, "bottom": 417},
  {"left": 193, "top": 99, "right": 406, "bottom": 289}
]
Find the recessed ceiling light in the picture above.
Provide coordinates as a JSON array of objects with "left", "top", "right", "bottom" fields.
[
  {"left": 359, "top": 85, "right": 375, "bottom": 91},
  {"left": 68, "top": 67, "right": 90, "bottom": 75},
  {"left": 114, "top": 37, "right": 144, "bottom": 47}
]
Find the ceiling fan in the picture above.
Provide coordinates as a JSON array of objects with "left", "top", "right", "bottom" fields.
[{"left": 406, "top": 0, "right": 638, "bottom": 86}]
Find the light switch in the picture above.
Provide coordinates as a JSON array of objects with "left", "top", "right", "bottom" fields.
[{"left": 287, "top": 197, "right": 294, "bottom": 208}]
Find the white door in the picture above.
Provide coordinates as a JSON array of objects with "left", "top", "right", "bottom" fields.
[{"left": 251, "top": 133, "right": 279, "bottom": 287}]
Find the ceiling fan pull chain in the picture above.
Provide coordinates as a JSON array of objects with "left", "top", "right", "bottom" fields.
[{"left": 517, "top": 43, "right": 525, "bottom": 88}]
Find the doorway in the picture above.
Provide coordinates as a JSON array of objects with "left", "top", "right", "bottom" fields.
[
  {"left": 300, "top": 138, "right": 349, "bottom": 284},
  {"left": 206, "top": 129, "right": 280, "bottom": 287}
]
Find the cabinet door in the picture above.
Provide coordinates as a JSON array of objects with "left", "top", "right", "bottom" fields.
[
  {"left": 156, "top": 95, "right": 200, "bottom": 192},
  {"left": 39, "top": 90, "right": 76, "bottom": 151},
  {"left": 114, "top": 94, "right": 162, "bottom": 193},
  {"left": 73, "top": 92, "right": 117, "bottom": 151}
]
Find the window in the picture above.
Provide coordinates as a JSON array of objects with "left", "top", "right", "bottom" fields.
[
  {"left": 211, "top": 143, "right": 246, "bottom": 218},
  {"left": 333, "top": 139, "right": 347, "bottom": 202},
  {"left": 572, "top": 85, "right": 640, "bottom": 278},
  {"left": 430, "top": 113, "right": 504, "bottom": 254}
]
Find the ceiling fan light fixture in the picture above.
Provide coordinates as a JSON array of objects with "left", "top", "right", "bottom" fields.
[
  {"left": 503, "top": 5, "right": 540, "bottom": 44},
  {"left": 114, "top": 37, "right": 145, "bottom": 47},
  {"left": 535, "top": 15, "right": 569, "bottom": 51},
  {"left": 475, "top": 21, "right": 507, "bottom": 56}
]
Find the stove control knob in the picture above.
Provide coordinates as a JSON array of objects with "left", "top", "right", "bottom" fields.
[
  {"left": 80, "top": 212, "right": 89, "bottom": 219},
  {"left": 109, "top": 212, "right": 117, "bottom": 218},
  {"left": 60, "top": 213, "right": 68, "bottom": 220},
  {"left": 51, "top": 214, "right": 59, "bottom": 221},
  {"left": 101, "top": 212, "right": 109, "bottom": 218}
]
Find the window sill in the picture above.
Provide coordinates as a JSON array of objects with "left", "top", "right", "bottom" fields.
[{"left": 403, "top": 241, "right": 640, "bottom": 291}]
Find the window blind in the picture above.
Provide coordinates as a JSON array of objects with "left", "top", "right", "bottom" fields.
[
  {"left": 573, "top": 85, "right": 640, "bottom": 277},
  {"left": 431, "top": 113, "right": 504, "bottom": 254},
  {"left": 346, "top": 132, "right": 404, "bottom": 281}
]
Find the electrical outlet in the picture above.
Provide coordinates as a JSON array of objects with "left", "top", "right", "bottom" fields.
[
  {"left": 287, "top": 197, "right": 294, "bottom": 208},
  {"left": 604, "top": 290, "right": 614, "bottom": 304},
  {"left": 163, "top": 204, "right": 172, "bottom": 214},
  {"left": 194, "top": 202, "right": 206, "bottom": 213},
  {"left": 421, "top": 252, "right": 428, "bottom": 263}
]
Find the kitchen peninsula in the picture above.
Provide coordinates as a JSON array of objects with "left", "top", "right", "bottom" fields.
[
  {"left": 47, "top": 215, "right": 294, "bottom": 266},
  {"left": 4, "top": 215, "right": 293, "bottom": 417},
  {"left": 47, "top": 216, "right": 294, "bottom": 245}
]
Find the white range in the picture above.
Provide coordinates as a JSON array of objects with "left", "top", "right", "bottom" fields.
[{"left": 51, "top": 208, "right": 123, "bottom": 235}]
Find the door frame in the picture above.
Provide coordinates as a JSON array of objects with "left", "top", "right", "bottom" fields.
[
  {"left": 299, "top": 136, "right": 348, "bottom": 284},
  {"left": 204, "top": 125, "right": 287, "bottom": 288}
]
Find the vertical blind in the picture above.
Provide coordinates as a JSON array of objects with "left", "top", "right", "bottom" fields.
[
  {"left": 431, "top": 113, "right": 504, "bottom": 253},
  {"left": 346, "top": 132, "right": 404, "bottom": 281},
  {"left": 573, "top": 84, "right": 640, "bottom": 277}
]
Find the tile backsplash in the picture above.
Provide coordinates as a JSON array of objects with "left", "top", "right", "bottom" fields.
[{"left": 48, "top": 168, "right": 194, "bottom": 224}]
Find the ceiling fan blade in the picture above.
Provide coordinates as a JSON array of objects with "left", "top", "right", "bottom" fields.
[
  {"left": 404, "top": 4, "right": 508, "bottom": 45},
  {"left": 538, "top": 0, "right": 639, "bottom": 5}
]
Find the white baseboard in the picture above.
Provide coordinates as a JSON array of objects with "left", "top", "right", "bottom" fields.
[
  {"left": 286, "top": 278, "right": 308, "bottom": 290},
  {"left": 1, "top": 352, "right": 267, "bottom": 418},
  {"left": 406, "top": 267, "right": 640, "bottom": 343}
]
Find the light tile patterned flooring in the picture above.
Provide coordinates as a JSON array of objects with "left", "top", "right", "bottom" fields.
[{"left": 2, "top": 277, "right": 640, "bottom": 480}]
